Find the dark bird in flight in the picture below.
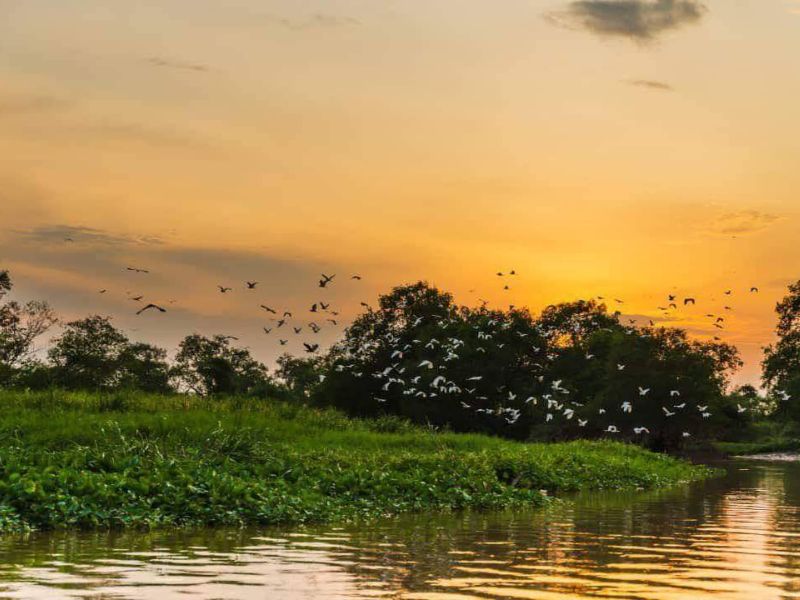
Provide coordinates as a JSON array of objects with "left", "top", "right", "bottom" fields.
[
  {"left": 716, "top": 317, "right": 725, "bottom": 323},
  {"left": 320, "top": 302, "right": 330, "bottom": 310},
  {"left": 130, "top": 295, "right": 144, "bottom": 302},
  {"left": 668, "top": 294, "right": 676, "bottom": 301},
  {"left": 283, "top": 311, "right": 292, "bottom": 318},
  {"left": 360, "top": 302, "right": 370, "bottom": 308},
  {"left": 724, "top": 290, "right": 732, "bottom": 295},
  {"left": 263, "top": 327, "right": 272, "bottom": 334},
  {"left": 497, "top": 272, "right": 504, "bottom": 276},
  {"left": 98, "top": 289, "right": 107, "bottom": 294},
  {"left": 276, "top": 319, "right": 286, "bottom": 328},
  {"left": 614, "top": 299, "right": 624, "bottom": 304},
  {"left": 319, "top": 274, "right": 335, "bottom": 288},
  {"left": 684, "top": 298, "right": 696, "bottom": 305},
  {"left": 293, "top": 327, "right": 303, "bottom": 334},
  {"left": 714, "top": 323, "right": 724, "bottom": 329},
  {"left": 327, "top": 319, "right": 338, "bottom": 325},
  {"left": 246, "top": 281, "right": 258, "bottom": 289},
  {"left": 351, "top": 275, "right": 362, "bottom": 280},
  {"left": 303, "top": 343, "right": 320, "bottom": 353},
  {"left": 218, "top": 285, "right": 232, "bottom": 293},
  {"left": 127, "top": 267, "right": 150, "bottom": 274},
  {"left": 136, "top": 303, "right": 166, "bottom": 315},
  {"left": 509, "top": 269, "right": 516, "bottom": 275},
  {"left": 260, "top": 305, "right": 277, "bottom": 314},
  {"left": 309, "top": 322, "right": 321, "bottom": 333},
  {"left": 750, "top": 287, "right": 759, "bottom": 293},
  {"left": 669, "top": 303, "right": 677, "bottom": 309},
  {"left": 279, "top": 339, "right": 288, "bottom": 345},
  {"left": 310, "top": 303, "right": 318, "bottom": 312},
  {"left": 724, "top": 305, "right": 732, "bottom": 310},
  {"left": 503, "top": 285, "right": 510, "bottom": 290}
]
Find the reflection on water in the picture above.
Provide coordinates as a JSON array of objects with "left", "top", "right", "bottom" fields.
[{"left": 1, "top": 460, "right": 799, "bottom": 599}]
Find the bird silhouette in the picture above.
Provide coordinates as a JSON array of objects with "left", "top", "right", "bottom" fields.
[
  {"left": 136, "top": 303, "right": 166, "bottom": 315},
  {"left": 683, "top": 298, "right": 696, "bottom": 305},
  {"left": 126, "top": 267, "right": 149, "bottom": 274},
  {"left": 218, "top": 286, "right": 232, "bottom": 293},
  {"left": 260, "top": 305, "right": 277, "bottom": 314},
  {"left": 246, "top": 281, "right": 258, "bottom": 289},
  {"left": 303, "top": 343, "right": 320, "bottom": 353},
  {"left": 319, "top": 274, "right": 335, "bottom": 288}
]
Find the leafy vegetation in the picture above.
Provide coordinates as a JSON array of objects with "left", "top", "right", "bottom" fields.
[{"left": 0, "top": 390, "right": 709, "bottom": 532}]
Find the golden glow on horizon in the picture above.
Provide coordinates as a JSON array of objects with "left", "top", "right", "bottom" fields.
[{"left": 1, "top": 0, "right": 799, "bottom": 383}]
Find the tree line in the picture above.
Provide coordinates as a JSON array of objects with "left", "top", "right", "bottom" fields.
[{"left": 2, "top": 269, "right": 799, "bottom": 450}]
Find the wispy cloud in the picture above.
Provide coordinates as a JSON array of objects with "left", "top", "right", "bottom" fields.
[
  {"left": 625, "top": 78, "right": 674, "bottom": 91},
  {"left": 267, "top": 13, "right": 360, "bottom": 30},
  {"left": 15, "top": 225, "right": 163, "bottom": 247},
  {"left": 706, "top": 210, "right": 781, "bottom": 236},
  {"left": 0, "top": 94, "right": 69, "bottom": 116},
  {"left": 545, "top": 0, "right": 707, "bottom": 43},
  {"left": 147, "top": 57, "right": 210, "bottom": 73}
]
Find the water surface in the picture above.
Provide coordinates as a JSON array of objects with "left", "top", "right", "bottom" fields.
[{"left": 1, "top": 460, "right": 799, "bottom": 599}]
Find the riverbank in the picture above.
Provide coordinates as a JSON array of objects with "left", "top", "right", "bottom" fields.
[{"left": 0, "top": 390, "right": 711, "bottom": 532}]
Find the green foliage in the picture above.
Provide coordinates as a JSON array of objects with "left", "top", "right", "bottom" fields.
[
  {"left": 0, "top": 390, "right": 709, "bottom": 532},
  {"left": 763, "top": 279, "right": 800, "bottom": 420},
  {"left": 173, "top": 334, "right": 274, "bottom": 396},
  {"left": 0, "top": 270, "right": 58, "bottom": 385},
  {"left": 316, "top": 282, "right": 742, "bottom": 450},
  {"left": 47, "top": 316, "right": 171, "bottom": 393}
]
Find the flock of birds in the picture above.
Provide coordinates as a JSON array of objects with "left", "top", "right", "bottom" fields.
[
  {"left": 112, "top": 267, "right": 363, "bottom": 353},
  {"left": 90, "top": 259, "right": 788, "bottom": 438}
]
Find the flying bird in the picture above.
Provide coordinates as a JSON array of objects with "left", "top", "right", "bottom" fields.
[
  {"left": 319, "top": 274, "right": 336, "bottom": 288},
  {"left": 260, "top": 305, "right": 277, "bottom": 314},
  {"left": 303, "top": 343, "right": 319, "bottom": 353},
  {"left": 218, "top": 286, "right": 232, "bottom": 293},
  {"left": 683, "top": 298, "right": 696, "bottom": 305},
  {"left": 126, "top": 267, "right": 150, "bottom": 274},
  {"left": 136, "top": 303, "right": 166, "bottom": 315},
  {"left": 246, "top": 281, "right": 258, "bottom": 289}
]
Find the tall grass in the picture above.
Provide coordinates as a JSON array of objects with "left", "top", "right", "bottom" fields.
[{"left": 0, "top": 390, "right": 710, "bottom": 532}]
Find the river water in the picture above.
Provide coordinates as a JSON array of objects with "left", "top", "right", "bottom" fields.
[{"left": 1, "top": 459, "right": 798, "bottom": 600}]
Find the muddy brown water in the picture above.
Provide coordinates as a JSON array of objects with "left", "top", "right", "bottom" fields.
[{"left": 1, "top": 459, "right": 799, "bottom": 599}]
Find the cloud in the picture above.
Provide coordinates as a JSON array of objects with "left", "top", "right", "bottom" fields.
[
  {"left": 706, "top": 210, "right": 781, "bottom": 236},
  {"left": 147, "top": 57, "right": 210, "bottom": 73},
  {"left": 0, "top": 94, "right": 69, "bottom": 116},
  {"left": 15, "top": 225, "right": 163, "bottom": 247},
  {"left": 545, "top": 0, "right": 707, "bottom": 42},
  {"left": 625, "top": 79, "right": 674, "bottom": 91},
  {"left": 267, "top": 13, "right": 360, "bottom": 30}
]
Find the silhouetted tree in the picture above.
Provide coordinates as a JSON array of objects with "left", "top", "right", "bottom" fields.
[
  {"left": 173, "top": 334, "right": 272, "bottom": 396},
  {"left": 0, "top": 270, "right": 58, "bottom": 386},
  {"left": 763, "top": 280, "right": 800, "bottom": 421},
  {"left": 49, "top": 315, "right": 171, "bottom": 392},
  {"left": 275, "top": 353, "right": 324, "bottom": 397}
]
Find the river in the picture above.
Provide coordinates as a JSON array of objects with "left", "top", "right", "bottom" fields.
[{"left": 1, "top": 459, "right": 798, "bottom": 599}]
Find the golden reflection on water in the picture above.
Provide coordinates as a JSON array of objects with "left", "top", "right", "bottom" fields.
[{"left": 0, "top": 461, "right": 799, "bottom": 600}]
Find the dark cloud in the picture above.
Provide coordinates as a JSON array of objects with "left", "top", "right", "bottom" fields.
[
  {"left": 546, "top": 0, "right": 707, "bottom": 42},
  {"left": 625, "top": 79, "right": 674, "bottom": 91},
  {"left": 707, "top": 211, "right": 781, "bottom": 236},
  {"left": 147, "top": 57, "right": 210, "bottom": 73}
]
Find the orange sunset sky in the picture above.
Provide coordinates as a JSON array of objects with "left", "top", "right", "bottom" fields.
[{"left": 1, "top": 0, "right": 799, "bottom": 386}]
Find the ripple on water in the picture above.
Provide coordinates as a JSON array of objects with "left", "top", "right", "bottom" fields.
[{"left": 0, "top": 461, "right": 799, "bottom": 600}]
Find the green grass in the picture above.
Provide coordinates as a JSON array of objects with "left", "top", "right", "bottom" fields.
[
  {"left": 0, "top": 390, "right": 711, "bottom": 532},
  {"left": 715, "top": 420, "right": 800, "bottom": 456}
]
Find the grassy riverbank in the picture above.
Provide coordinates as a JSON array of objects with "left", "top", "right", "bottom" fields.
[{"left": 0, "top": 390, "right": 710, "bottom": 532}]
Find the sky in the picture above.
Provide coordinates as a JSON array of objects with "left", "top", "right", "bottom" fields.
[{"left": 1, "top": 0, "right": 799, "bottom": 386}]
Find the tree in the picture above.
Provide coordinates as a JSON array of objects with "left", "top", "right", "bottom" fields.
[
  {"left": 275, "top": 353, "right": 324, "bottom": 397},
  {"left": 48, "top": 315, "right": 171, "bottom": 392},
  {"left": 315, "top": 282, "right": 743, "bottom": 450},
  {"left": 117, "top": 342, "right": 173, "bottom": 393},
  {"left": 763, "top": 280, "right": 800, "bottom": 420},
  {"left": 173, "top": 334, "right": 272, "bottom": 396},
  {"left": 0, "top": 270, "right": 58, "bottom": 385}
]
